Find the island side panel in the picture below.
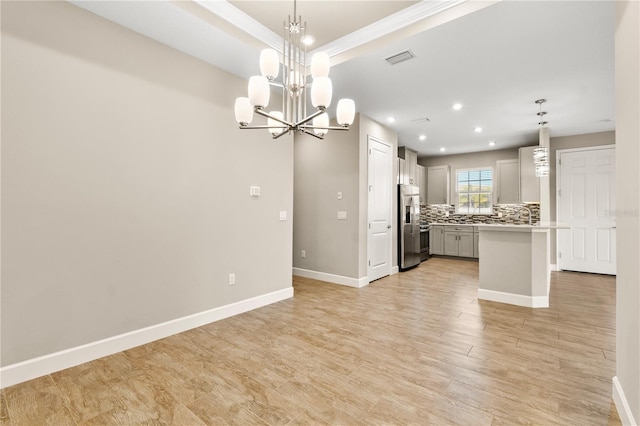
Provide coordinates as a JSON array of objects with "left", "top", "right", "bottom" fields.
[
  {"left": 531, "top": 229, "right": 551, "bottom": 299},
  {"left": 479, "top": 229, "right": 533, "bottom": 296}
]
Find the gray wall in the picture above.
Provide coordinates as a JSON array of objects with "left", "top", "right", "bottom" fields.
[
  {"left": 293, "top": 118, "right": 361, "bottom": 278},
  {"left": 1, "top": 1, "right": 293, "bottom": 366},
  {"left": 419, "top": 147, "right": 522, "bottom": 203},
  {"left": 614, "top": 1, "right": 640, "bottom": 422},
  {"left": 549, "top": 131, "right": 615, "bottom": 260},
  {"left": 293, "top": 114, "right": 397, "bottom": 281}
]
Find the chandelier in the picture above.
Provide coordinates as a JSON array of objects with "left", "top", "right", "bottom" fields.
[
  {"left": 533, "top": 99, "right": 550, "bottom": 177},
  {"left": 233, "top": 1, "right": 356, "bottom": 139}
]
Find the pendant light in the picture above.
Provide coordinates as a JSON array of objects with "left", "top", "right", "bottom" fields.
[{"left": 534, "top": 99, "right": 550, "bottom": 177}]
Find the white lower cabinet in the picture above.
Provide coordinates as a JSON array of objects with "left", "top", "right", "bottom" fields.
[
  {"left": 430, "top": 226, "right": 444, "bottom": 255},
  {"left": 443, "top": 226, "right": 474, "bottom": 258}
]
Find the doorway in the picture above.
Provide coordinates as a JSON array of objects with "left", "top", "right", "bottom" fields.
[
  {"left": 367, "top": 136, "right": 393, "bottom": 282},
  {"left": 557, "top": 146, "right": 616, "bottom": 274}
]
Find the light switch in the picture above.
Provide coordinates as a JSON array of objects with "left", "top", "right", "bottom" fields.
[
  {"left": 250, "top": 186, "right": 261, "bottom": 197},
  {"left": 337, "top": 211, "right": 347, "bottom": 220},
  {"left": 279, "top": 211, "right": 287, "bottom": 221}
]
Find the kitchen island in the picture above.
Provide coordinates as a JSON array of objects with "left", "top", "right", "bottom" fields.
[{"left": 476, "top": 224, "right": 551, "bottom": 308}]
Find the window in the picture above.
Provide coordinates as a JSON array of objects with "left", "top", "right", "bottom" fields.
[{"left": 456, "top": 168, "right": 493, "bottom": 214}]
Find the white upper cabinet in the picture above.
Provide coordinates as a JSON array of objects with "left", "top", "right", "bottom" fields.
[
  {"left": 398, "top": 147, "right": 418, "bottom": 186},
  {"left": 417, "top": 165, "right": 426, "bottom": 205},
  {"left": 398, "top": 158, "right": 406, "bottom": 184},
  {"left": 496, "top": 159, "right": 520, "bottom": 204},
  {"left": 519, "top": 146, "right": 540, "bottom": 202},
  {"left": 426, "top": 165, "right": 450, "bottom": 205}
]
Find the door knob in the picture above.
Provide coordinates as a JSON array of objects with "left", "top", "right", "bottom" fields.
[{"left": 387, "top": 225, "right": 392, "bottom": 229}]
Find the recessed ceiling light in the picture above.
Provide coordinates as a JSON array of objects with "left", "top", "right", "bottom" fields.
[
  {"left": 439, "top": 147, "right": 446, "bottom": 152},
  {"left": 302, "top": 35, "right": 315, "bottom": 46},
  {"left": 474, "top": 127, "right": 482, "bottom": 133},
  {"left": 452, "top": 103, "right": 463, "bottom": 110},
  {"left": 387, "top": 117, "right": 396, "bottom": 123},
  {"left": 419, "top": 135, "right": 427, "bottom": 141},
  {"left": 488, "top": 141, "right": 496, "bottom": 146}
]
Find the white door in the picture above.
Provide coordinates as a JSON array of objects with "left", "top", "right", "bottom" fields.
[
  {"left": 368, "top": 136, "right": 392, "bottom": 282},
  {"left": 558, "top": 147, "right": 616, "bottom": 274}
]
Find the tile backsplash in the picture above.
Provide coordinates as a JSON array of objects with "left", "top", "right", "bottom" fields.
[{"left": 421, "top": 203, "right": 540, "bottom": 225}]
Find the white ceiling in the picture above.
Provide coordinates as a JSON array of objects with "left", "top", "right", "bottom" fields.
[{"left": 70, "top": 0, "right": 615, "bottom": 157}]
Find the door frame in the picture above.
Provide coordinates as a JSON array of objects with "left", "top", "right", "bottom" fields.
[
  {"left": 555, "top": 144, "right": 616, "bottom": 271},
  {"left": 367, "top": 135, "right": 394, "bottom": 282}
]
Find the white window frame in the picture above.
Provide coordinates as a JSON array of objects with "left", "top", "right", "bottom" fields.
[{"left": 455, "top": 167, "right": 494, "bottom": 214}]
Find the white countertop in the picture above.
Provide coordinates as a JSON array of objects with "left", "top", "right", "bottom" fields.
[{"left": 429, "top": 222, "right": 571, "bottom": 230}]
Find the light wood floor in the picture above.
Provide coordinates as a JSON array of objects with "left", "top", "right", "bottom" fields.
[{"left": 1, "top": 258, "right": 620, "bottom": 425}]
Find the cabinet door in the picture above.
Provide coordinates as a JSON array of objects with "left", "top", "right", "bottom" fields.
[
  {"left": 519, "top": 146, "right": 540, "bottom": 202},
  {"left": 430, "top": 226, "right": 444, "bottom": 255},
  {"left": 427, "top": 165, "right": 450, "bottom": 204},
  {"left": 398, "top": 158, "right": 406, "bottom": 184},
  {"left": 444, "top": 231, "right": 459, "bottom": 256},
  {"left": 496, "top": 159, "right": 519, "bottom": 204},
  {"left": 417, "top": 165, "right": 426, "bottom": 205},
  {"left": 473, "top": 232, "right": 479, "bottom": 258},
  {"left": 458, "top": 232, "right": 474, "bottom": 258},
  {"left": 406, "top": 150, "right": 417, "bottom": 185}
]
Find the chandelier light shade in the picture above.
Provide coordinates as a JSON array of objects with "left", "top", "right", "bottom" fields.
[
  {"left": 233, "top": 0, "right": 355, "bottom": 139},
  {"left": 259, "top": 49, "right": 280, "bottom": 79},
  {"left": 337, "top": 99, "right": 356, "bottom": 126},
  {"left": 311, "top": 77, "right": 332, "bottom": 108},
  {"left": 234, "top": 97, "right": 253, "bottom": 125},
  {"left": 267, "top": 111, "right": 285, "bottom": 136},
  {"left": 313, "top": 112, "right": 329, "bottom": 136},
  {"left": 248, "top": 76, "right": 270, "bottom": 108}
]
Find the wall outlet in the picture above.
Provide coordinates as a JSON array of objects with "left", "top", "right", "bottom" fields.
[
  {"left": 497, "top": 212, "right": 503, "bottom": 218},
  {"left": 228, "top": 273, "right": 236, "bottom": 286},
  {"left": 337, "top": 211, "right": 347, "bottom": 220},
  {"left": 249, "top": 186, "right": 261, "bottom": 197},
  {"left": 444, "top": 211, "right": 449, "bottom": 217},
  {"left": 301, "top": 250, "right": 306, "bottom": 258},
  {"left": 337, "top": 192, "right": 343, "bottom": 200}
]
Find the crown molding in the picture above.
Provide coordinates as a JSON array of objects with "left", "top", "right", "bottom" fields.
[
  {"left": 195, "top": 0, "right": 282, "bottom": 50},
  {"left": 312, "top": 0, "right": 467, "bottom": 57},
  {"left": 197, "top": 0, "right": 468, "bottom": 58}
]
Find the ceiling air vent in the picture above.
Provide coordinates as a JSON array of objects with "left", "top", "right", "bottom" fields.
[{"left": 385, "top": 50, "right": 415, "bottom": 65}]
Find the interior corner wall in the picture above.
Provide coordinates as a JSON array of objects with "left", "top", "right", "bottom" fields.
[
  {"left": 293, "top": 117, "right": 361, "bottom": 280},
  {"left": 548, "top": 131, "right": 615, "bottom": 262},
  {"left": 614, "top": 0, "right": 640, "bottom": 423},
  {"left": 1, "top": 1, "right": 293, "bottom": 367},
  {"left": 293, "top": 114, "right": 397, "bottom": 283}
]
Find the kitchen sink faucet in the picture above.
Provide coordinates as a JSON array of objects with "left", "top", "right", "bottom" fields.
[{"left": 516, "top": 206, "right": 532, "bottom": 225}]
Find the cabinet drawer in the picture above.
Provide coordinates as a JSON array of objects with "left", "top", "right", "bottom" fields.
[{"left": 448, "top": 225, "right": 474, "bottom": 233}]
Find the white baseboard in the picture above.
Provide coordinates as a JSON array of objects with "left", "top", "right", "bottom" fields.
[
  {"left": 613, "top": 376, "right": 638, "bottom": 426},
  {"left": 550, "top": 263, "right": 559, "bottom": 271},
  {"left": 478, "top": 289, "right": 549, "bottom": 308},
  {"left": 0, "top": 287, "right": 293, "bottom": 389},
  {"left": 292, "top": 267, "right": 369, "bottom": 288},
  {"left": 391, "top": 266, "right": 399, "bottom": 275}
]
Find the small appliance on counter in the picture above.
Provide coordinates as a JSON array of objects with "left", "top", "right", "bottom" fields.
[{"left": 398, "top": 184, "right": 421, "bottom": 271}]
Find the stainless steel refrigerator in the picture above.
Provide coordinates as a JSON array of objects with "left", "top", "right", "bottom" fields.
[{"left": 398, "top": 184, "right": 421, "bottom": 271}]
